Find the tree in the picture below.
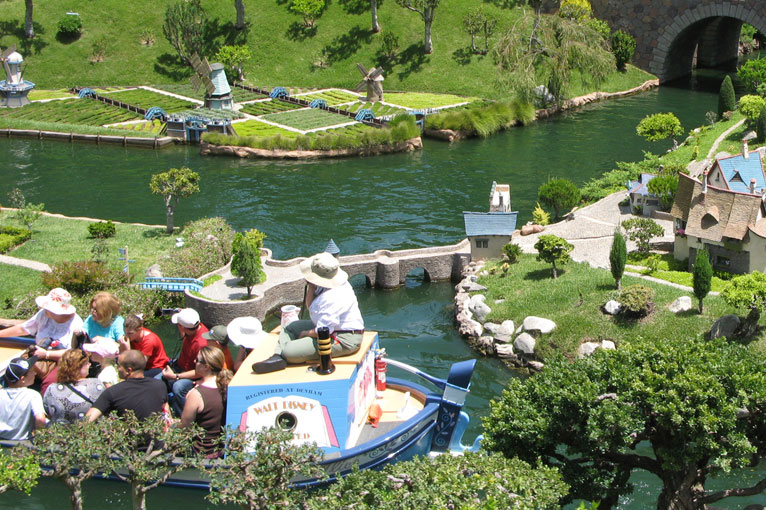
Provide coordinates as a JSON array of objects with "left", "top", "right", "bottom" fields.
[
  {"left": 486, "top": 336, "right": 766, "bottom": 509},
  {"left": 538, "top": 178, "right": 580, "bottom": 220},
  {"left": 609, "top": 228, "right": 626, "bottom": 290},
  {"left": 205, "top": 427, "right": 324, "bottom": 509},
  {"left": 7, "top": 187, "right": 44, "bottom": 231},
  {"left": 24, "top": 0, "right": 34, "bottom": 38},
  {"left": 621, "top": 217, "right": 664, "bottom": 254},
  {"left": 718, "top": 75, "right": 736, "bottom": 116},
  {"left": 0, "top": 448, "right": 40, "bottom": 495},
  {"left": 290, "top": 0, "right": 325, "bottom": 28},
  {"left": 100, "top": 413, "right": 203, "bottom": 510},
  {"left": 721, "top": 271, "right": 766, "bottom": 333},
  {"left": 737, "top": 94, "right": 766, "bottom": 128},
  {"left": 646, "top": 173, "right": 678, "bottom": 210},
  {"left": 306, "top": 452, "right": 568, "bottom": 510},
  {"left": 371, "top": 0, "right": 380, "bottom": 33},
  {"left": 693, "top": 248, "right": 712, "bottom": 314},
  {"left": 636, "top": 112, "right": 683, "bottom": 149},
  {"left": 231, "top": 231, "right": 262, "bottom": 297},
  {"left": 758, "top": 105, "right": 766, "bottom": 144},
  {"left": 611, "top": 29, "right": 636, "bottom": 71},
  {"left": 214, "top": 45, "right": 252, "bottom": 82},
  {"left": 149, "top": 167, "right": 201, "bottom": 234},
  {"left": 395, "top": 0, "right": 440, "bottom": 54},
  {"left": 35, "top": 422, "right": 111, "bottom": 510},
  {"left": 737, "top": 57, "right": 766, "bottom": 95},
  {"left": 494, "top": 11, "right": 613, "bottom": 103},
  {"left": 558, "top": 0, "right": 592, "bottom": 21},
  {"left": 463, "top": 7, "right": 497, "bottom": 55},
  {"left": 534, "top": 234, "right": 573, "bottom": 279},
  {"left": 234, "top": 0, "right": 246, "bottom": 29},
  {"left": 162, "top": 0, "right": 207, "bottom": 65}
]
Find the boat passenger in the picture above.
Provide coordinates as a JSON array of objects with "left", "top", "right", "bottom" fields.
[
  {"left": 0, "top": 356, "right": 47, "bottom": 440},
  {"left": 0, "top": 288, "right": 83, "bottom": 365},
  {"left": 226, "top": 316, "right": 268, "bottom": 372},
  {"left": 43, "top": 349, "right": 105, "bottom": 425},
  {"left": 179, "top": 346, "right": 232, "bottom": 457},
  {"left": 86, "top": 350, "right": 169, "bottom": 422},
  {"left": 82, "top": 336, "right": 121, "bottom": 387},
  {"left": 120, "top": 314, "right": 170, "bottom": 378},
  {"left": 81, "top": 291, "right": 124, "bottom": 343},
  {"left": 202, "top": 325, "right": 235, "bottom": 371},
  {"left": 161, "top": 308, "right": 208, "bottom": 416},
  {"left": 251, "top": 252, "right": 364, "bottom": 374}
]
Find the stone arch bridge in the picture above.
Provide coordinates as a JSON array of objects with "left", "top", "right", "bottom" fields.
[
  {"left": 187, "top": 240, "right": 471, "bottom": 326},
  {"left": 545, "top": 0, "right": 766, "bottom": 82}
]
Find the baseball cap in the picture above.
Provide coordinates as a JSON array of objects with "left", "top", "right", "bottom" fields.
[
  {"left": 171, "top": 308, "right": 200, "bottom": 329},
  {"left": 3, "top": 356, "right": 38, "bottom": 385}
]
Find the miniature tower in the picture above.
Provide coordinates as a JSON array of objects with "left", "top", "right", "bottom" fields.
[
  {"left": 489, "top": 181, "right": 511, "bottom": 212},
  {"left": 0, "top": 46, "right": 35, "bottom": 108}
]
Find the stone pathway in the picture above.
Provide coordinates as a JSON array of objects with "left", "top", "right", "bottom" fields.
[{"left": 0, "top": 254, "right": 51, "bottom": 272}]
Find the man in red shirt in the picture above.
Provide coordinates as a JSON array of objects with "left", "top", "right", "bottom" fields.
[
  {"left": 161, "top": 308, "right": 208, "bottom": 416},
  {"left": 120, "top": 315, "right": 170, "bottom": 378}
]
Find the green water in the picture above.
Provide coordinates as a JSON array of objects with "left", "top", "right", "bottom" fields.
[{"left": 3, "top": 84, "right": 763, "bottom": 508}]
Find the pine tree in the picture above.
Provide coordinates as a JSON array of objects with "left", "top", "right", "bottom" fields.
[
  {"left": 757, "top": 106, "right": 766, "bottom": 144},
  {"left": 609, "top": 229, "right": 627, "bottom": 290},
  {"left": 231, "top": 233, "right": 261, "bottom": 297},
  {"left": 692, "top": 248, "right": 712, "bottom": 314},
  {"left": 718, "top": 75, "right": 736, "bottom": 117}
]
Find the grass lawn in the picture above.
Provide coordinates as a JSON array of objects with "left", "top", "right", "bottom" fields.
[
  {"left": 660, "top": 111, "right": 749, "bottom": 167},
  {"left": 0, "top": 265, "right": 46, "bottom": 305},
  {"left": 384, "top": 92, "right": 475, "bottom": 109},
  {"left": 477, "top": 255, "right": 766, "bottom": 360},
  {"left": 0, "top": 98, "right": 141, "bottom": 126},
  {"left": 28, "top": 89, "right": 76, "bottom": 101},
  {"left": 260, "top": 108, "right": 353, "bottom": 130}
]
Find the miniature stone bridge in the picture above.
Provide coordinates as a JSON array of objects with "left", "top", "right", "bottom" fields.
[
  {"left": 542, "top": 0, "right": 766, "bottom": 82},
  {"left": 186, "top": 240, "right": 471, "bottom": 326}
]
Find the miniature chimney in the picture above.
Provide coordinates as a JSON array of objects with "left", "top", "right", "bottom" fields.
[
  {"left": 751, "top": 178, "right": 757, "bottom": 194},
  {"left": 743, "top": 138, "right": 749, "bottom": 158},
  {"left": 701, "top": 171, "right": 708, "bottom": 202}
]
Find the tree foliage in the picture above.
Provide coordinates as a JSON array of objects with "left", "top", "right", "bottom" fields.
[
  {"left": 532, "top": 201, "right": 551, "bottom": 225},
  {"left": 693, "top": 248, "right": 712, "bottom": 313},
  {"left": 289, "top": 0, "right": 325, "bottom": 28},
  {"left": 534, "top": 234, "right": 573, "bottom": 279},
  {"left": 609, "top": 228, "right": 626, "bottom": 290},
  {"left": 636, "top": 112, "right": 683, "bottom": 148},
  {"left": 738, "top": 94, "right": 766, "bottom": 128},
  {"left": 718, "top": 75, "right": 737, "bottom": 116},
  {"left": 758, "top": 105, "right": 766, "bottom": 144},
  {"left": 621, "top": 217, "right": 664, "bottom": 253},
  {"left": 610, "top": 29, "right": 635, "bottom": 71},
  {"left": 538, "top": 178, "right": 580, "bottom": 219},
  {"left": 721, "top": 271, "right": 766, "bottom": 324},
  {"left": 395, "top": 0, "right": 440, "bottom": 54},
  {"left": 214, "top": 45, "right": 252, "bottom": 82},
  {"left": 307, "top": 452, "right": 568, "bottom": 510},
  {"left": 493, "top": 11, "right": 614, "bottom": 103},
  {"left": 737, "top": 57, "right": 766, "bottom": 95},
  {"left": 162, "top": 0, "right": 207, "bottom": 65},
  {"left": 463, "top": 7, "right": 497, "bottom": 55},
  {"left": 6, "top": 187, "right": 44, "bottom": 231},
  {"left": 231, "top": 230, "right": 263, "bottom": 297},
  {"left": 483, "top": 335, "right": 766, "bottom": 509},
  {"left": 0, "top": 448, "right": 40, "bottom": 496},
  {"left": 618, "top": 283, "right": 653, "bottom": 316},
  {"left": 149, "top": 167, "right": 201, "bottom": 234},
  {"left": 646, "top": 173, "right": 678, "bottom": 210},
  {"left": 558, "top": 0, "right": 592, "bottom": 21}
]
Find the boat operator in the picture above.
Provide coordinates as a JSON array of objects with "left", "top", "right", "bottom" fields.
[{"left": 251, "top": 252, "right": 364, "bottom": 374}]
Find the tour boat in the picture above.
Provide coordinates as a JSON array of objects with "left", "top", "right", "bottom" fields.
[{"left": 0, "top": 330, "right": 479, "bottom": 488}]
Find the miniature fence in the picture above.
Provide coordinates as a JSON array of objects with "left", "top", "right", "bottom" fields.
[
  {"left": 71, "top": 87, "right": 148, "bottom": 116},
  {"left": 137, "top": 277, "right": 204, "bottom": 293}
]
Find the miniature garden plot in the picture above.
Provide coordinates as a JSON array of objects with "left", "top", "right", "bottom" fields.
[
  {"left": 340, "top": 101, "right": 406, "bottom": 117},
  {"left": 240, "top": 99, "right": 300, "bottom": 116},
  {"left": 232, "top": 119, "right": 297, "bottom": 137},
  {"left": 298, "top": 89, "right": 361, "bottom": 106},
  {"left": 101, "top": 89, "right": 195, "bottom": 113},
  {"left": 260, "top": 108, "right": 353, "bottom": 131},
  {"left": 384, "top": 92, "right": 475, "bottom": 109},
  {"left": 151, "top": 84, "right": 267, "bottom": 102},
  {"left": 176, "top": 108, "right": 244, "bottom": 120},
  {"left": 111, "top": 120, "right": 165, "bottom": 134},
  {"left": 0, "top": 98, "right": 141, "bottom": 126},
  {"left": 28, "top": 89, "right": 75, "bottom": 101}
]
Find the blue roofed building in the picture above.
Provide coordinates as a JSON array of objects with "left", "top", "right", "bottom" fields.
[
  {"left": 707, "top": 147, "right": 766, "bottom": 195},
  {"left": 463, "top": 211, "right": 519, "bottom": 261},
  {"left": 626, "top": 173, "right": 659, "bottom": 216}
]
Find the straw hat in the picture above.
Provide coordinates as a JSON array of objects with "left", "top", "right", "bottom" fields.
[
  {"left": 227, "top": 317, "right": 268, "bottom": 349},
  {"left": 35, "top": 288, "right": 76, "bottom": 315},
  {"left": 299, "top": 252, "right": 347, "bottom": 289}
]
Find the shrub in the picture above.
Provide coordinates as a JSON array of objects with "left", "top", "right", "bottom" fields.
[
  {"left": 42, "top": 261, "right": 125, "bottom": 296},
  {"left": 618, "top": 284, "right": 654, "bottom": 316},
  {"left": 380, "top": 30, "right": 400, "bottom": 60},
  {"left": 737, "top": 57, "right": 766, "bottom": 95},
  {"left": 91, "top": 35, "right": 109, "bottom": 63},
  {"left": 610, "top": 30, "right": 636, "bottom": 71},
  {"left": 160, "top": 217, "right": 235, "bottom": 278},
  {"left": 532, "top": 202, "right": 550, "bottom": 226},
  {"left": 738, "top": 94, "right": 766, "bottom": 127},
  {"left": 586, "top": 18, "right": 610, "bottom": 41},
  {"left": 538, "top": 178, "right": 580, "bottom": 219},
  {"left": 558, "top": 0, "right": 592, "bottom": 20},
  {"left": 57, "top": 13, "right": 83, "bottom": 38},
  {"left": 718, "top": 75, "right": 736, "bottom": 117},
  {"left": 502, "top": 242, "right": 522, "bottom": 263},
  {"left": 0, "top": 226, "right": 32, "bottom": 253},
  {"left": 622, "top": 217, "right": 664, "bottom": 253},
  {"left": 87, "top": 220, "right": 116, "bottom": 239}
]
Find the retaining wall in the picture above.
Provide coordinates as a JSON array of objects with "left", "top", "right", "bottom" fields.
[{"left": 0, "top": 128, "right": 176, "bottom": 148}]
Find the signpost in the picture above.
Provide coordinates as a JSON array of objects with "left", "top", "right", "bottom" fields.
[{"left": 117, "top": 246, "right": 136, "bottom": 280}]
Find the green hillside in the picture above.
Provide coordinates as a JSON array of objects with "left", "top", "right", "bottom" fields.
[{"left": 0, "top": 0, "right": 651, "bottom": 99}]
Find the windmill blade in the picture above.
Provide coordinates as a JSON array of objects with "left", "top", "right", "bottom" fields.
[
  {"left": 354, "top": 80, "right": 366, "bottom": 92},
  {"left": 369, "top": 67, "right": 383, "bottom": 80},
  {"left": 1, "top": 44, "right": 16, "bottom": 59},
  {"left": 2, "top": 61, "right": 11, "bottom": 78},
  {"left": 190, "top": 53, "right": 202, "bottom": 72},
  {"left": 372, "top": 82, "right": 383, "bottom": 97},
  {"left": 356, "top": 63, "right": 368, "bottom": 76},
  {"left": 201, "top": 56, "right": 212, "bottom": 74},
  {"left": 203, "top": 77, "right": 216, "bottom": 95},
  {"left": 190, "top": 74, "right": 202, "bottom": 91}
]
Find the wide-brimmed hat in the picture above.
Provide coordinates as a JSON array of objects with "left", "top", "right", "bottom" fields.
[
  {"left": 171, "top": 308, "right": 200, "bottom": 329},
  {"left": 82, "top": 337, "right": 120, "bottom": 359},
  {"left": 203, "top": 325, "right": 230, "bottom": 346},
  {"left": 227, "top": 317, "right": 267, "bottom": 349},
  {"left": 3, "top": 356, "right": 38, "bottom": 385},
  {"left": 299, "top": 252, "right": 347, "bottom": 289},
  {"left": 35, "top": 288, "right": 76, "bottom": 315}
]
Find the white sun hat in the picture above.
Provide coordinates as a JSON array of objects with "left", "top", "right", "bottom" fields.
[
  {"left": 227, "top": 316, "right": 268, "bottom": 349},
  {"left": 35, "top": 288, "right": 76, "bottom": 315},
  {"left": 299, "top": 252, "right": 348, "bottom": 289}
]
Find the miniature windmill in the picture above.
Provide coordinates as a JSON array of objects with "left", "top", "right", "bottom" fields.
[
  {"left": 189, "top": 52, "right": 233, "bottom": 110},
  {"left": 1, "top": 45, "right": 20, "bottom": 83},
  {"left": 0, "top": 44, "right": 35, "bottom": 108},
  {"left": 355, "top": 63, "right": 384, "bottom": 102}
]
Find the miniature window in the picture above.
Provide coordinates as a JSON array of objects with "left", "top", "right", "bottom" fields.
[
  {"left": 476, "top": 239, "right": 488, "bottom": 248},
  {"left": 716, "top": 256, "right": 730, "bottom": 267}
]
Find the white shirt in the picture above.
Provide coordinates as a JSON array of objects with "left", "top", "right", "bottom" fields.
[
  {"left": 22, "top": 310, "right": 84, "bottom": 349},
  {"left": 309, "top": 282, "right": 364, "bottom": 334},
  {"left": 0, "top": 387, "right": 45, "bottom": 440}
]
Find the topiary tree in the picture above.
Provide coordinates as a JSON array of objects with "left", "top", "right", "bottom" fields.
[
  {"left": 0, "top": 448, "right": 40, "bottom": 496},
  {"left": 534, "top": 234, "right": 574, "bottom": 279},
  {"left": 758, "top": 105, "right": 766, "bottom": 144},
  {"left": 502, "top": 242, "right": 522, "bottom": 263},
  {"left": 149, "top": 167, "right": 200, "bottom": 234},
  {"left": 609, "top": 228, "right": 626, "bottom": 290},
  {"left": 610, "top": 29, "right": 636, "bottom": 71},
  {"left": 532, "top": 201, "right": 551, "bottom": 225},
  {"left": 289, "top": 0, "right": 325, "bottom": 28},
  {"left": 231, "top": 232, "right": 261, "bottom": 297},
  {"left": 738, "top": 94, "right": 766, "bottom": 128},
  {"left": 538, "top": 178, "right": 581, "bottom": 220},
  {"left": 636, "top": 112, "right": 683, "bottom": 150},
  {"left": 693, "top": 248, "right": 712, "bottom": 314},
  {"left": 718, "top": 75, "right": 736, "bottom": 117},
  {"left": 621, "top": 217, "right": 664, "bottom": 254},
  {"left": 619, "top": 283, "right": 654, "bottom": 316}
]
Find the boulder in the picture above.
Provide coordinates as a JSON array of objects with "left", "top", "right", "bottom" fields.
[
  {"left": 495, "top": 320, "right": 516, "bottom": 343},
  {"left": 483, "top": 322, "right": 501, "bottom": 336},
  {"left": 600, "top": 340, "right": 616, "bottom": 350},
  {"left": 458, "top": 318, "right": 483, "bottom": 338},
  {"left": 146, "top": 264, "right": 163, "bottom": 278},
  {"left": 578, "top": 342, "right": 600, "bottom": 359},
  {"left": 495, "top": 343, "right": 514, "bottom": 359},
  {"left": 708, "top": 314, "right": 741, "bottom": 339},
  {"left": 521, "top": 316, "right": 556, "bottom": 335},
  {"left": 603, "top": 300, "right": 621, "bottom": 315},
  {"left": 513, "top": 332, "right": 536, "bottom": 354},
  {"left": 494, "top": 298, "right": 506, "bottom": 305},
  {"left": 458, "top": 281, "right": 487, "bottom": 292},
  {"left": 669, "top": 296, "right": 693, "bottom": 314},
  {"left": 527, "top": 360, "right": 545, "bottom": 372},
  {"left": 478, "top": 270, "right": 489, "bottom": 277},
  {"left": 469, "top": 295, "right": 491, "bottom": 323},
  {"left": 521, "top": 224, "right": 545, "bottom": 236}
]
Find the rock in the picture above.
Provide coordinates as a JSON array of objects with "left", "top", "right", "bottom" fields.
[
  {"left": 454, "top": 293, "right": 469, "bottom": 308},
  {"left": 669, "top": 296, "right": 693, "bottom": 313},
  {"left": 455, "top": 309, "right": 473, "bottom": 324},
  {"left": 478, "top": 270, "right": 489, "bottom": 277},
  {"left": 477, "top": 335, "right": 495, "bottom": 352},
  {"left": 458, "top": 318, "right": 483, "bottom": 338},
  {"left": 603, "top": 300, "right": 621, "bottom": 315},
  {"left": 578, "top": 342, "right": 600, "bottom": 358},
  {"left": 708, "top": 314, "right": 741, "bottom": 339},
  {"left": 527, "top": 360, "right": 545, "bottom": 372},
  {"left": 458, "top": 281, "right": 487, "bottom": 292},
  {"left": 494, "top": 298, "right": 505, "bottom": 305},
  {"left": 601, "top": 340, "right": 616, "bottom": 350},
  {"left": 468, "top": 295, "right": 491, "bottom": 323},
  {"left": 495, "top": 343, "right": 514, "bottom": 359},
  {"left": 521, "top": 224, "right": 545, "bottom": 236},
  {"left": 483, "top": 322, "right": 501, "bottom": 336},
  {"left": 513, "top": 332, "right": 536, "bottom": 354},
  {"left": 521, "top": 316, "right": 556, "bottom": 335},
  {"left": 495, "top": 320, "right": 515, "bottom": 343},
  {"left": 146, "top": 264, "right": 163, "bottom": 278}
]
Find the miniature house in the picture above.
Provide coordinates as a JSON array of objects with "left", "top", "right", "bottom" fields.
[
  {"left": 463, "top": 182, "right": 518, "bottom": 261},
  {"left": 626, "top": 173, "right": 659, "bottom": 216}
]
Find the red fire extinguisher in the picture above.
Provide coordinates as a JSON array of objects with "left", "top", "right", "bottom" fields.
[{"left": 375, "top": 350, "right": 387, "bottom": 398}]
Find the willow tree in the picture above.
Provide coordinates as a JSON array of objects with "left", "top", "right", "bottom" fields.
[{"left": 493, "top": 10, "right": 614, "bottom": 103}]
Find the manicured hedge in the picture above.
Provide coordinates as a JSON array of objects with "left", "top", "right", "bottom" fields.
[
  {"left": 425, "top": 100, "right": 535, "bottom": 137},
  {"left": 0, "top": 226, "right": 32, "bottom": 253}
]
